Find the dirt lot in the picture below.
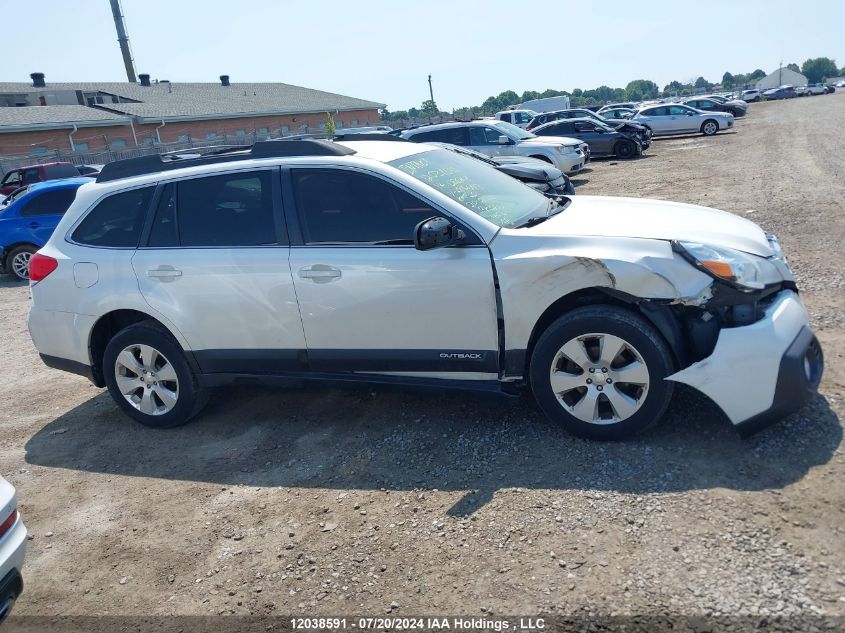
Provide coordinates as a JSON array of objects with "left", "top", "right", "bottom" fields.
[{"left": 1, "top": 94, "right": 844, "bottom": 628}]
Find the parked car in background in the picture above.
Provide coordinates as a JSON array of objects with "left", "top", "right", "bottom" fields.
[
  {"left": 75, "top": 164, "right": 105, "bottom": 176},
  {"left": 427, "top": 142, "right": 575, "bottom": 195},
  {"left": 741, "top": 89, "right": 762, "bottom": 102},
  {"left": 0, "top": 162, "right": 80, "bottom": 196},
  {"left": 602, "top": 102, "right": 638, "bottom": 111},
  {"left": 400, "top": 120, "right": 589, "bottom": 175},
  {"left": 495, "top": 109, "right": 539, "bottom": 129},
  {"left": 526, "top": 109, "right": 651, "bottom": 149},
  {"left": 532, "top": 118, "right": 642, "bottom": 159},
  {"left": 805, "top": 84, "right": 828, "bottom": 96},
  {"left": 0, "top": 186, "right": 29, "bottom": 210},
  {"left": 683, "top": 96, "right": 747, "bottom": 117},
  {"left": 762, "top": 86, "right": 797, "bottom": 100},
  {"left": 597, "top": 106, "right": 636, "bottom": 119},
  {"left": 27, "top": 139, "right": 823, "bottom": 440},
  {"left": 632, "top": 104, "right": 734, "bottom": 136},
  {"left": 0, "top": 476, "right": 26, "bottom": 622},
  {"left": 794, "top": 85, "right": 809, "bottom": 97},
  {"left": 0, "top": 177, "right": 92, "bottom": 280},
  {"left": 333, "top": 126, "right": 393, "bottom": 135},
  {"left": 516, "top": 95, "right": 570, "bottom": 113}
]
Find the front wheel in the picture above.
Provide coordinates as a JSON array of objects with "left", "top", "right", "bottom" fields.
[
  {"left": 614, "top": 139, "right": 637, "bottom": 159},
  {"left": 103, "top": 321, "right": 208, "bottom": 428},
  {"left": 529, "top": 306, "right": 675, "bottom": 440},
  {"left": 6, "top": 244, "right": 37, "bottom": 281},
  {"left": 701, "top": 120, "right": 719, "bottom": 136}
]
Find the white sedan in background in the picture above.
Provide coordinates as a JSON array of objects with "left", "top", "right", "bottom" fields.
[
  {"left": 0, "top": 476, "right": 26, "bottom": 622},
  {"left": 632, "top": 103, "right": 734, "bottom": 137}
]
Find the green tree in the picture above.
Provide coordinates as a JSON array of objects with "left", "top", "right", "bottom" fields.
[
  {"left": 749, "top": 69, "right": 766, "bottom": 80},
  {"left": 694, "top": 76, "right": 711, "bottom": 90},
  {"left": 496, "top": 90, "right": 520, "bottom": 109},
  {"left": 801, "top": 57, "right": 838, "bottom": 83},
  {"left": 420, "top": 99, "right": 439, "bottom": 118},
  {"left": 786, "top": 63, "right": 800, "bottom": 73},
  {"left": 325, "top": 112, "right": 335, "bottom": 135},
  {"left": 407, "top": 107, "right": 419, "bottom": 119},
  {"left": 721, "top": 72, "right": 735, "bottom": 88},
  {"left": 520, "top": 90, "right": 540, "bottom": 102},
  {"left": 624, "top": 79, "right": 659, "bottom": 101},
  {"left": 663, "top": 80, "right": 685, "bottom": 95}
]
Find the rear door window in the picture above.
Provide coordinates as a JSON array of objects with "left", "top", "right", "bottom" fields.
[
  {"left": 147, "top": 171, "right": 277, "bottom": 248},
  {"left": 72, "top": 186, "right": 155, "bottom": 247},
  {"left": 19, "top": 188, "right": 77, "bottom": 216},
  {"left": 22, "top": 168, "right": 40, "bottom": 185}
]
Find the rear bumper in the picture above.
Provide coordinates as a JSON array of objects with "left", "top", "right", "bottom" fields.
[
  {"left": 0, "top": 514, "right": 26, "bottom": 623},
  {"left": 667, "top": 290, "right": 823, "bottom": 434}
]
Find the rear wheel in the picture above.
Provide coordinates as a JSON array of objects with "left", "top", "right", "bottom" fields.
[
  {"left": 614, "top": 139, "right": 637, "bottom": 159},
  {"left": 701, "top": 120, "right": 719, "bottom": 136},
  {"left": 103, "top": 321, "right": 208, "bottom": 428},
  {"left": 6, "top": 245, "right": 37, "bottom": 281},
  {"left": 529, "top": 306, "right": 675, "bottom": 440}
]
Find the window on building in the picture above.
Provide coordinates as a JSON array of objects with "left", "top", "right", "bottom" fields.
[
  {"left": 177, "top": 134, "right": 191, "bottom": 142},
  {"left": 206, "top": 132, "right": 219, "bottom": 140},
  {"left": 144, "top": 137, "right": 157, "bottom": 146},
  {"left": 279, "top": 125, "right": 290, "bottom": 134},
  {"left": 110, "top": 139, "right": 127, "bottom": 150},
  {"left": 235, "top": 129, "right": 246, "bottom": 137},
  {"left": 292, "top": 169, "right": 435, "bottom": 245},
  {"left": 148, "top": 171, "right": 276, "bottom": 248},
  {"left": 72, "top": 143, "right": 89, "bottom": 152},
  {"left": 72, "top": 186, "right": 155, "bottom": 248},
  {"left": 258, "top": 127, "right": 269, "bottom": 134},
  {"left": 30, "top": 147, "right": 49, "bottom": 156},
  {"left": 20, "top": 189, "right": 77, "bottom": 217},
  {"left": 350, "top": 119, "right": 359, "bottom": 126}
]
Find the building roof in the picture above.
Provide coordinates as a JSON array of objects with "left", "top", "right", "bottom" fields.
[
  {"left": 0, "top": 105, "right": 131, "bottom": 132},
  {"left": 0, "top": 81, "right": 386, "bottom": 124},
  {"left": 756, "top": 69, "right": 808, "bottom": 89}
]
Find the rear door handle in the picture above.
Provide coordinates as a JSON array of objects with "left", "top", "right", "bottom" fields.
[
  {"left": 146, "top": 266, "right": 182, "bottom": 279},
  {"left": 298, "top": 265, "right": 341, "bottom": 282}
]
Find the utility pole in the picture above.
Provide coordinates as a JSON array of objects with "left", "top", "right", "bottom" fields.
[
  {"left": 427, "top": 74, "right": 436, "bottom": 122},
  {"left": 109, "top": 0, "right": 137, "bottom": 83},
  {"left": 779, "top": 60, "right": 783, "bottom": 86}
]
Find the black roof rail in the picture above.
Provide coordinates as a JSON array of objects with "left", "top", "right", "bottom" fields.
[
  {"left": 95, "top": 139, "right": 355, "bottom": 183},
  {"left": 332, "top": 133, "right": 410, "bottom": 142}
]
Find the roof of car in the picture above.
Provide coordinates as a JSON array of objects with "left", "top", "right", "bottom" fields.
[
  {"left": 403, "top": 120, "right": 506, "bottom": 133},
  {"left": 26, "top": 177, "right": 94, "bottom": 192}
]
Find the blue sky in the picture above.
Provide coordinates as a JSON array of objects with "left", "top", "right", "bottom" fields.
[{"left": 2, "top": 0, "right": 843, "bottom": 111}]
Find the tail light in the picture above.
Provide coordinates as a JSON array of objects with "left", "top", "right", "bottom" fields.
[
  {"left": 0, "top": 507, "right": 17, "bottom": 539},
  {"left": 29, "top": 253, "right": 58, "bottom": 282}
]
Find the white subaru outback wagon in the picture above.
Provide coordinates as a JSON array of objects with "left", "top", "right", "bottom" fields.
[{"left": 27, "top": 139, "right": 823, "bottom": 440}]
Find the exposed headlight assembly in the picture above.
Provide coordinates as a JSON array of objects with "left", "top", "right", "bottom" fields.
[
  {"left": 525, "top": 181, "right": 550, "bottom": 192},
  {"left": 673, "top": 241, "right": 783, "bottom": 291}
]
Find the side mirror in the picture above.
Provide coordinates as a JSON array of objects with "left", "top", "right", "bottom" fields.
[
  {"left": 497, "top": 135, "right": 511, "bottom": 145},
  {"left": 414, "top": 216, "right": 466, "bottom": 251}
]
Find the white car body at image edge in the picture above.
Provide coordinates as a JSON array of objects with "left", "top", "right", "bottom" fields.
[
  {"left": 633, "top": 104, "right": 734, "bottom": 136},
  {"left": 27, "top": 140, "right": 822, "bottom": 440},
  {"left": 0, "top": 476, "right": 26, "bottom": 622}
]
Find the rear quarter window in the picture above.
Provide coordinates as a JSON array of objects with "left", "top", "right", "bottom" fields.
[{"left": 72, "top": 186, "right": 155, "bottom": 247}]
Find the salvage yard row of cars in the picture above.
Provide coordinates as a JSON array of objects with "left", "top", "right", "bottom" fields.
[{"left": 0, "top": 93, "right": 756, "bottom": 283}]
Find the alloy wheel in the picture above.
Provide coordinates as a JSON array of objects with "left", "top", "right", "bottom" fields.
[
  {"left": 11, "top": 252, "right": 31, "bottom": 279},
  {"left": 114, "top": 344, "right": 180, "bottom": 416},
  {"left": 549, "top": 333, "right": 650, "bottom": 425}
]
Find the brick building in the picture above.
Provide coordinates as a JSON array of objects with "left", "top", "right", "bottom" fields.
[{"left": 0, "top": 73, "right": 385, "bottom": 157}]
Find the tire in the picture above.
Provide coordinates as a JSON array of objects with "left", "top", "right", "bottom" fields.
[
  {"left": 701, "top": 119, "right": 719, "bottom": 136},
  {"left": 103, "top": 321, "right": 208, "bottom": 428},
  {"left": 614, "top": 139, "right": 637, "bottom": 159},
  {"left": 529, "top": 305, "right": 675, "bottom": 440},
  {"left": 6, "top": 244, "right": 37, "bottom": 281}
]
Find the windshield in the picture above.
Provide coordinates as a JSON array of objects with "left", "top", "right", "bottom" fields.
[
  {"left": 492, "top": 121, "right": 535, "bottom": 140},
  {"left": 389, "top": 148, "right": 548, "bottom": 228}
]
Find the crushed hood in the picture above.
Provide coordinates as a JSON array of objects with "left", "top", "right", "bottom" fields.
[{"left": 523, "top": 196, "right": 773, "bottom": 256}]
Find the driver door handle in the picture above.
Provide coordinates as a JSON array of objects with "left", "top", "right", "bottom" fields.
[
  {"left": 299, "top": 264, "right": 342, "bottom": 281},
  {"left": 147, "top": 266, "right": 182, "bottom": 279}
]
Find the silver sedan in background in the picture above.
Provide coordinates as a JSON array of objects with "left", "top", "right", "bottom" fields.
[{"left": 632, "top": 104, "right": 734, "bottom": 136}]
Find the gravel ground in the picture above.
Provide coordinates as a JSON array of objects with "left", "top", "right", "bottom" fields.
[{"left": 1, "top": 93, "right": 843, "bottom": 631}]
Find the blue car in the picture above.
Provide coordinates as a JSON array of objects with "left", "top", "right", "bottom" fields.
[{"left": 0, "top": 177, "right": 92, "bottom": 280}]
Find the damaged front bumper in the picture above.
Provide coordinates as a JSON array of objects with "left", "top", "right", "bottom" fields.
[{"left": 667, "top": 290, "right": 823, "bottom": 435}]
